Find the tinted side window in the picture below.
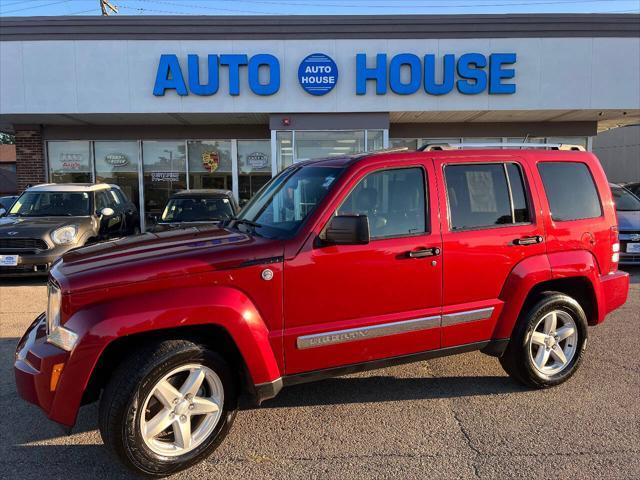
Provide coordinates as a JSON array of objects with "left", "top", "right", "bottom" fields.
[
  {"left": 108, "top": 189, "right": 122, "bottom": 206},
  {"left": 446, "top": 163, "right": 527, "bottom": 230},
  {"left": 538, "top": 162, "right": 602, "bottom": 221},
  {"left": 338, "top": 167, "right": 426, "bottom": 239}
]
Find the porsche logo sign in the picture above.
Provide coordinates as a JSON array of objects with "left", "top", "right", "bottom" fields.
[{"left": 202, "top": 151, "right": 220, "bottom": 172}]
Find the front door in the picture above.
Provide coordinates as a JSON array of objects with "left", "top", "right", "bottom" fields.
[{"left": 284, "top": 161, "right": 443, "bottom": 374}]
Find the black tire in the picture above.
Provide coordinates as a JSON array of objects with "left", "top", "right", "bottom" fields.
[
  {"left": 98, "top": 340, "right": 237, "bottom": 478},
  {"left": 500, "top": 292, "right": 588, "bottom": 388}
]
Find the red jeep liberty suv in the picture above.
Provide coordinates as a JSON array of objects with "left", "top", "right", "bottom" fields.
[{"left": 14, "top": 146, "right": 629, "bottom": 477}]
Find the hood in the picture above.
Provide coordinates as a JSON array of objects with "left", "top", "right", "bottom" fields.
[
  {"left": 0, "top": 215, "right": 92, "bottom": 242},
  {"left": 52, "top": 224, "right": 283, "bottom": 293},
  {"left": 616, "top": 210, "right": 640, "bottom": 231}
]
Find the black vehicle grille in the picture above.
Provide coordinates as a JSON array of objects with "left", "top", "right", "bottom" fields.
[{"left": 0, "top": 238, "right": 49, "bottom": 253}]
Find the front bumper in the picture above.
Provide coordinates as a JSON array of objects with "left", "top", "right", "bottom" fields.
[{"left": 14, "top": 314, "right": 71, "bottom": 425}]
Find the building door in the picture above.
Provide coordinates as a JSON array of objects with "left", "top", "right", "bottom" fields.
[
  {"left": 141, "top": 141, "right": 187, "bottom": 226},
  {"left": 283, "top": 161, "right": 443, "bottom": 374},
  {"left": 94, "top": 141, "right": 141, "bottom": 226}
]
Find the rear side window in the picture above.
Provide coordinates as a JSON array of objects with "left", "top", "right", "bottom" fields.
[
  {"left": 445, "top": 163, "right": 531, "bottom": 230},
  {"left": 538, "top": 162, "right": 602, "bottom": 221}
]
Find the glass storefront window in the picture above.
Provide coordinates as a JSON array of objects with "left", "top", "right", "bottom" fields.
[
  {"left": 142, "top": 141, "right": 186, "bottom": 224},
  {"left": 296, "top": 130, "right": 365, "bottom": 161},
  {"left": 277, "top": 131, "right": 293, "bottom": 171},
  {"left": 94, "top": 141, "right": 140, "bottom": 212},
  {"left": 48, "top": 141, "right": 92, "bottom": 183},
  {"left": 390, "top": 138, "right": 419, "bottom": 150},
  {"left": 238, "top": 140, "right": 271, "bottom": 206},
  {"left": 187, "top": 141, "right": 233, "bottom": 192},
  {"left": 367, "top": 130, "right": 384, "bottom": 151}
]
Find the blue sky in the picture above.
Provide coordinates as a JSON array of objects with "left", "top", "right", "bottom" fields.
[{"left": 1, "top": 0, "right": 639, "bottom": 16}]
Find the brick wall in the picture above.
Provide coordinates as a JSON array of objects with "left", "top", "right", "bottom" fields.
[{"left": 15, "top": 128, "right": 46, "bottom": 191}]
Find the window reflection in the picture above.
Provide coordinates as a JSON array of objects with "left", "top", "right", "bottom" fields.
[
  {"left": 48, "top": 141, "right": 92, "bottom": 183},
  {"left": 238, "top": 140, "right": 271, "bottom": 205},
  {"left": 187, "top": 140, "right": 233, "bottom": 192},
  {"left": 142, "top": 141, "right": 186, "bottom": 224}
]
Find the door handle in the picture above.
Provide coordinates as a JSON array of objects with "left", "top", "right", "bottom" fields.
[
  {"left": 512, "top": 235, "right": 543, "bottom": 246},
  {"left": 408, "top": 247, "right": 441, "bottom": 258}
]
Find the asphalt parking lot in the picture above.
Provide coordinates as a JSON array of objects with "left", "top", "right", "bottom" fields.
[{"left": 1, "top": 269, "right": 638, "bottom": 480}]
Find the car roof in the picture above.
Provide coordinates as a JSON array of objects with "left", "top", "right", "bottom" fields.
[
  {"left": 25, "top": 183, "right": 113, "bottom": 193},
  {"left": 171, "top": 189, "right": 233, "bottom": 198}
]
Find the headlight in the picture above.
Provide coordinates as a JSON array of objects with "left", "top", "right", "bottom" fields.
[
  {"left": 51, "top": 225, "right": 78, "bottom": 245},
  {"left": 46, "top": 282, "right": 78, "bottom": 352}
]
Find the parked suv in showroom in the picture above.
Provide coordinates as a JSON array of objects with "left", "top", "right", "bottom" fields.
[
  {"left": 0, "top": 183, "right": 139, "bottom": 275},
  {"left": 14, "top": 146, "right": 629, "bottom": 476}
]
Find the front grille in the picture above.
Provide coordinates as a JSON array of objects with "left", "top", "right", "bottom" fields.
[{"left": 0, "top": 238, "right": 49, "bottom": 253}]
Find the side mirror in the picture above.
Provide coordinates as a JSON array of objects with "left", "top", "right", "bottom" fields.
[
  {"left": 322, "top": 215, "right": 370, "bottom": 245},
  {"left": 0, "top": 207, "right": 6, "bottom": 217},
  {"left": 100, "top": 207, "right": 115, "bottom": 217}
]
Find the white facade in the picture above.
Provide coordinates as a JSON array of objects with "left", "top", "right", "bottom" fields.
[{"left": 2, "top": 37, "right": 639, "bottom": 116}]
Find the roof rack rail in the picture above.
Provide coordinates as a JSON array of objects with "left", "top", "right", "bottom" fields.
[
  {"left": 418, "top": 142, "right": 586, "bottom": 152},
  {"left": 368, "top": 146, "right": 410, "bottom": 155}
]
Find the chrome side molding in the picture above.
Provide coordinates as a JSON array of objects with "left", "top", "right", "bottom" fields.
[
  {"left": 297, "top": 315, "right": 440, "bottom": 350},
  {"left": 441, "top": 307, "right": 494, "bottom": 327},
  {"left": 296, "top": 307, "right": 495, "bottom": 350}
]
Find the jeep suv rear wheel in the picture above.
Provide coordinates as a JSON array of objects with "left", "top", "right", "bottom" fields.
[
  {"left": 98, "top": 340, "right": 236, "bottom": 477},
  {"left": 500, "top": 292, "right": 588, "bottom": 388}
]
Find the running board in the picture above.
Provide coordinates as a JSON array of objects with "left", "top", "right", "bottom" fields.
[{"left": 253, "top": 339, "right": 510, "bottom": 404}]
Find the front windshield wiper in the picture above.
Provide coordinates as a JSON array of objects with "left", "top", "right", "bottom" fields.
[{"left": 229, "top": 217, "right": 262, "bottom": 229}]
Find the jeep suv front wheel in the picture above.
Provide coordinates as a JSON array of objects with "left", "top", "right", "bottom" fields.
[
  {"left": 98, "top": 340, "right": 237, "bottom": 477},
  {"left": 500, "top": 292, "right": 588, "bottom": 388}
]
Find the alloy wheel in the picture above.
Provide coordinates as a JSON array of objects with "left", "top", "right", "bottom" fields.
[
  {"left": 140, "top": 363, "right": 224, "bottom": 457},
  {"left": 528, "top": 310, "right": 578, "bottom": 376}
]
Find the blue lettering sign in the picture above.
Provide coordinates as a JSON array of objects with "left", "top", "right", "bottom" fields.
[
  {"left": 424, "top": 54, "right": 455, "bottom": 95},
  {"left": 188, "top": 54, "right": 219, "bottom": 96},
  {"left": 389, "top": 53, "right": 421, "bottom": 95},
  {"left": 248, "top": 54, "right": 280, "bottom": 96},
  {"left": 298, "top": 53, "right": 339, "bottom": 96},
  {"left": 356, "top": 53, "right": 387, "bottom": 95},
  {"left": 154, "top": 52, "right": 516, "bottom": 97},
  {"left": 153, "top": 54, "right": 188, "bottom": 96},
  {"left": 489, "top": 53, "right": 517, "bottom": 94},
  {"left": 219, "top": 54, "right": 249, "bottom": 96},
  {"left": 456, "top": 53, "right": 488, "bottom": 95}
]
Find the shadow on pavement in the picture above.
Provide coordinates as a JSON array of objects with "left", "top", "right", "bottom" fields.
[
  {"left": 4, "top": 444, "right": 136, "bottom": 480},
  {"left": 620, "top": 266, "right": 640, "bottom": 284},
  {"left": 0, "top": 277, "right": 48, "bottom": 287},
  {"left": 261, "top": 372, "right": 527, "bottom": 409}
]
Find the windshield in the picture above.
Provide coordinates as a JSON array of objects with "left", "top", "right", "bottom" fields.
[
  {"left": 612, "top": 185, "right": 640, "bottom": 212},
  {"left": 9, "top": 191, "right": 91, "bottom": 217},
  {"left": 237, "top": 165, "right": 344, "bottom": 239},
  {"left": 161, "top": 197, "right": 235, "bottom": 222}
]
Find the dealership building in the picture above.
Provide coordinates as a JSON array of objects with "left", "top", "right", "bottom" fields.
[{"left": 1, "top": 14, "right": 639, "bottom": 229}]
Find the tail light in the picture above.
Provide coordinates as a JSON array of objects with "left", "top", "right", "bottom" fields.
[{"left": 610, "top": 225, "right": 619, "bottom": 271}]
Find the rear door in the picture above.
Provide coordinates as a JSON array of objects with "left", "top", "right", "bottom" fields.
[
  {"left": 284, "top": 160, "right": 443, "bottom": 374},
  {"left": 434, "top": 155, "right": 546, "bottom": 347}
]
